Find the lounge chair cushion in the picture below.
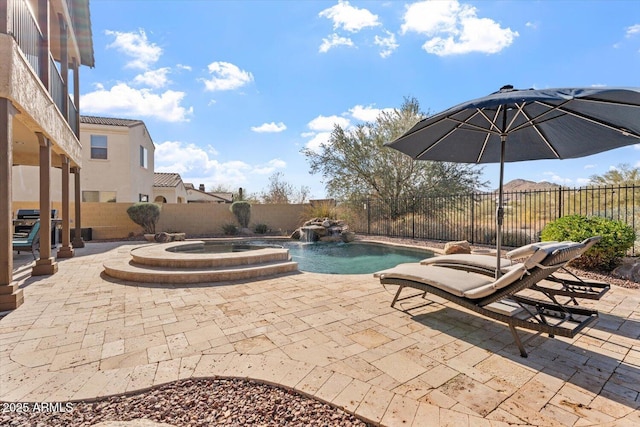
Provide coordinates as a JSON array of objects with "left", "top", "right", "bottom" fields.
[{"left": 376, "top": 262, "right": 526, "bottom": 300}]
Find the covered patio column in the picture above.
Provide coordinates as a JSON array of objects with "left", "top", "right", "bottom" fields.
[
  {"left": 57, "top": 154, "right": 74, "bottom": 258},
  {"left": 0, "top": 98, "right": 24, "bottom": 310},
  {"left": 72, "top": 167, "right": 84, "bottom": 248},
  {"left": 32, "top": 133, "right": 58, "bottom": 276}
]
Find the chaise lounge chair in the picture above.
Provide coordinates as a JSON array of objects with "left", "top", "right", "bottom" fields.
[
  {"left": 13, "top": 220, "right": 40, "bottom": 260},
  {"left": 374, "top": 241, "right": 599, "bottom": 357},
  {"left": 420, "top": 237, "right": 609, "bottom": 305}
]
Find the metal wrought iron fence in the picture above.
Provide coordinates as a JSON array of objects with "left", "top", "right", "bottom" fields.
[{"left": 341, "top": 185, "right": 639, "bottom": 254}]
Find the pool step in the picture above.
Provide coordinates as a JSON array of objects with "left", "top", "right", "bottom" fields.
[{"left": 103, "top": 258, "right": 299, "bottom": 284}]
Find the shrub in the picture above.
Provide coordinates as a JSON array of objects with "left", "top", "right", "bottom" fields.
[
  {"left": 230, "top": 201, "right": 251, "bottom": 228},
  {"left": 540, "top": 215, "right": 635, "bottom": 271},
  {"left": 221, "top": 223, "right": 238, "bottom": 235},
  {"left": 254, "top": 223, "right": 269, "bottom": 234},
  {"left": 127, "top": 203, "right": 160, "bottom": 234}
]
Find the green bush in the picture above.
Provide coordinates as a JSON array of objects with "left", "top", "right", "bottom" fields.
[
  {"left": 254, "top": 223, "right": 269, "bottom": 234},
  {"left": 230, "top": 201, "right": 251, "bottom": 228},
  {"left": 540, "top": 215, "right": 635, "bottom": 271},
  {"left": 221, "top": 223, "right": 238, "bottom": 235},
  {"left": 127, "top": 203, "right": 160, "bottom": 234}
]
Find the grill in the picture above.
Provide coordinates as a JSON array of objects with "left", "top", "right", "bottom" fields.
[
  {"left": 16, "top": 209, "right": 58, "bottom": 220},
  {"left": 14, "top": 209, "right": 60, "bottom": 247}
]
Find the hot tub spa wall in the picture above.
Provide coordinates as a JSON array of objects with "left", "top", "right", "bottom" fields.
[{"left": 10, "top": 202, "right": 308, "bottom": 239}]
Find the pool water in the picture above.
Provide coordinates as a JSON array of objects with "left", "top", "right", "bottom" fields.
[{"left": 278, "top": 241, "right": 433, "bottom": 274}]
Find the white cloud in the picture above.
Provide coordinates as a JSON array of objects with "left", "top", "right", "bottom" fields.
[
  {"left": 201, "top": 62, "right": 254, "bottom": 91},
  {"left": 401, "top": 0, "right": 518, "bottom": 56},
  {"left": 251, "top": 122, "right": 287, "bottom": 133},
  {"left": 133, "top": 67, "right": 171, "bottom": 88},
  {"left": 576, "top": 178, "right": 591, "bottom": 185},
  {"left": 319, "top": 0, "right": 380, "bottom": 32},
  {"left": 304, "top": 132, "right": 332, "bottom": 153},
  {"left": 80, "top": 83, "right": 193, "bottom": 122},
  {"left": 583, "top": 164, "right": 596, "bottom": 169},
  {"left": 253, "top": 159, "right": 287, "bottom": 175},
  {"left": 319, "top": 33, "right": 354, "bottom": 53},
  {"left": 374, "top": 30, "right": 399, "bottom": 58},
  {"left": 176, "top": 64, "right": 192, "bottom": 71},
  {"left": 542, "top": 171, "right": 573, "bottom": 184},
  {"left": 525, "top": 21, "right": 537, "bottom": 30},
  {"left": 626, "top": 24, "right": 640, "bottom": 37},
  {"left": 349, "top": 104, "right": 393, "bottom": 122},
  {"left": 105, "top": 29, "right": 162, "bottom": 70},
  {"left": 155, "top": 141, "right": 286, "bottom": 188},
  {"left": 307, "top": 114, "right": 350, "bottom": 131}
]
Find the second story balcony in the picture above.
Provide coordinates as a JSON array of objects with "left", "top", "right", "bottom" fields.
[{"left": 1, "top": 0, "right": 94, "bottom": 139}]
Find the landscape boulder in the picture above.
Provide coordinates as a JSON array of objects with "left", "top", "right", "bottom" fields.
[
  {"left": 612, "top": 257, "right": 640, "bottom": 282},
  {"left": 444, "top": 240, "right": 471, "bottom": 254}
]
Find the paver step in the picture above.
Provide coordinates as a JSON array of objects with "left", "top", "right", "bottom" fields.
[{"left": 103, "top": 258, "right": 299, "bottom": 284}]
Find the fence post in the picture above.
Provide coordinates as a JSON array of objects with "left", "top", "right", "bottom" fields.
[
  {"left": 366, "top": 198, "right": 370, "bottom": 235},
  {"left": 557, "top": 186, "right": 563, "bottom": 219},
  {"left": 411, "top": 197, "right": 415, "bottom": 239},
  {"left": 470, "top": 194, "right": 475, "bottom": 244}
]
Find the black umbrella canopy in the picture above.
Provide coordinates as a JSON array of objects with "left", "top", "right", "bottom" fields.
[
  {"left": 387, "top": 86, "right": 640, "bottom": 163},
  {"left": 386, "top": 85, "right": 640, "bottom": 277}
]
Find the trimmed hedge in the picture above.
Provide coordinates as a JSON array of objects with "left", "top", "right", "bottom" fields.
[
  {"left": 540, "top": 215, "right": 635, "bottom": 271},
  {"left": 126, "top": 203, "right": 160, "bottom": 234},
  {"left": 230, "top": 201, "right": 251, "bottom": 228}
]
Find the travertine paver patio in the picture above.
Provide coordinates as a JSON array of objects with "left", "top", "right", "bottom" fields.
[{"left": 1, "top": 241, "right": 639, "bottom": 426}]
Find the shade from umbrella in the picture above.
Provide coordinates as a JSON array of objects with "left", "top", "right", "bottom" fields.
[{"left": 386, "top": 85, "right": 640, "bottom": 276}]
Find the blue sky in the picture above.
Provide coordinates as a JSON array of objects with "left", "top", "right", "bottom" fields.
[{"left": 80, "top": 0, "right": 640, "bottom": 199}]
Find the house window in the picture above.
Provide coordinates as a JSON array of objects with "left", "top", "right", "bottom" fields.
[
  {"left": 139, "top": 194, "right": 149, "bottom": 202},
  {"left": 82, "top": 191, "right": 117, "bottom": 202},
  {"left": 140, "top": 145, "right": 148, "bottom": 168},
  {"left": 90, "top": 135, "right": 108, "bottom": 159}
]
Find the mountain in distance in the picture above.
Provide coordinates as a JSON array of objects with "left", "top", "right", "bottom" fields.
[{"left": 498, "top": 179, "right": 561, "bottom": 193}]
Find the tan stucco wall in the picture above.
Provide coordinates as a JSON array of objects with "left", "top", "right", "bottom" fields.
[
  {"left": 78, "top": 122, "right": 155, "bottom": 202},
  {"left": 153, "top": 182, "right": 188, "bottom": 204},
  {"left": 11, "top": 202, "right": 308, "bottom": 239}
]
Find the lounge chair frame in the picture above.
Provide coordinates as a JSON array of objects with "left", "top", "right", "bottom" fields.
[
  {"left": 379, "top": 245, "right": 599, "bottom": 357},
  {"left": 12, "top": 221, "right": 40, "bottom": 260}
]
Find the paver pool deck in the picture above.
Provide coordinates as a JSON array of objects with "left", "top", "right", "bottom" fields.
[{"left": 1, "top": 241, "right": 639, "bottom": 426}]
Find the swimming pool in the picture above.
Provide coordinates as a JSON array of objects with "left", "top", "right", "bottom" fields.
[
  {"left": 167, "top": 239, "right": 435, "bottom": 275},
  {"left": 266, "top": 240, "right": 434, "bottom": 274}
]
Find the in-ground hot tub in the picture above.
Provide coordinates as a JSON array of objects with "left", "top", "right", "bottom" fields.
[{"left": 102, "top": 239, "right": 298, "bottom": 283}]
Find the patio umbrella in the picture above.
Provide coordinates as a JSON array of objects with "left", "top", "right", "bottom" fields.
[{"left": 386, "top": 85, "right": 640, "bottom": 277}]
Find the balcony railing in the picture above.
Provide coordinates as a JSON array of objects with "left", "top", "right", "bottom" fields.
[
  {"left": 8, "top": 0, "right": 78, "bottom": 137},
  {"left": 11, "top": 0, "right": 41, "bottom": 77}
]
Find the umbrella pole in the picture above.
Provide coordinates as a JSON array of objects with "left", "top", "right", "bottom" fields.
[{"left": 496, "top": 134, "right": 506, "bottom": 279}]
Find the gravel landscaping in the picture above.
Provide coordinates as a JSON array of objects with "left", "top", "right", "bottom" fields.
[{"left": 1, "top": 378, "right": 372, "bottom": 427}]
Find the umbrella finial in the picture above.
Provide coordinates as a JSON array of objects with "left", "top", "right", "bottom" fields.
[{"left": 500, "top": 84, "right": 514, "bottom": 92}]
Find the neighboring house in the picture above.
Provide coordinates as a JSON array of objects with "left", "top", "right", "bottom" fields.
[
  {"left": 1, "top": 0, "right": 94, "bottom": 309},
  {"left": 153, "top": 173, "right": 188, "bottom": 203},
  {"left": 80, "top": 115, "right": 155, "bottom": 203},
  {"left": 12, "top": 115, "right": 156, "bottom": 203},
  {"left": 185, "top": 183, "right": 233, "bottom": 203}
]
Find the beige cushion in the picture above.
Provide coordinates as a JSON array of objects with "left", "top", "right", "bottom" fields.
[
  {"left": 420, "top": 254, "right": 516, "bottom": 270},
  {"left": 375, "top": 264, "right": 492, "bottom": 298}
]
